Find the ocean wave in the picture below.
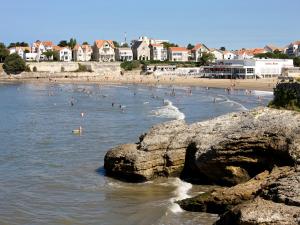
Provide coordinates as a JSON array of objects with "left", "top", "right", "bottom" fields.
[
  {"left": 218, "top": 95, "right": 248, "bottom": 111},
  {"left": 151, "top": 100, "right": 185, "bottom": 120},
  {"left": 252, "top": 90, "right": 274, "bottom": 96},
  {"left": 168, "top": 178, "right": 192, "bottom": 213}
]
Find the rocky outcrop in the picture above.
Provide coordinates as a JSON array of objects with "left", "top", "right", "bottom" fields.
[
  {"left": 104, "top": 120, "right": 190, "bottom": 182},
  {"left": 105, "top": 107, "right": 300, "bottom": 184},
  {"left": 104, "top": 107, "right": 300, "bottom": 224},
  {"left": 178, "top": 167, "right": 293, "bottom": 214},
  {"left": 215, "top": 197, "right": 300, "bottom": 225}
]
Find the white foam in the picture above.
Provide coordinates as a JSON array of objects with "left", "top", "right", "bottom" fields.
[
  {"left": 219, "top": 95, "right": 248, "bottom": 111},
  {"left": 168, "top": 178, "right": 192, "bottom": 214},
  {"left": 252, "top": 90, "right": 274, "bottom": 96},
  {"left": 151, "top": 100, "right": 185, "bottom": 120}
]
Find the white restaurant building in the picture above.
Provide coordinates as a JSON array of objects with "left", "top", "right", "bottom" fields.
[{"left": 202, "top": 59, "right": 294, "bottom": 79}]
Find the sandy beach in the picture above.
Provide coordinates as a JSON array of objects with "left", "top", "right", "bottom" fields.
[{"left": 0, "top": 72, "right": 277, "bottom": 92}]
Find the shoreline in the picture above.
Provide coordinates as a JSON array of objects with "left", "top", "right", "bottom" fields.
[{"left": 0, "top": 73, "right": 277, "bottom": 91}]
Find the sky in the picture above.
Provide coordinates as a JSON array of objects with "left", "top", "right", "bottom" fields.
[{"left": 1, "top": 0, "right": 299, "bottom": 50}]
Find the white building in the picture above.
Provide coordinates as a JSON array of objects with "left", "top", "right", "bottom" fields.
[
  {"left": 131, "top": 40, "right": 150, "bottom": 61},
  {"left": 53, "top": 46, "right": 72, "bottom": 62},
  {"left": 9, "top": 46, "right": 30, "bottom": 59},
  {"left": 223, "top": 51, "right": 236, "bottom": 60},
  {"left": 24, "top": 53, "right": 38, "bottom": 61},
  {"left": 73, "top": 44, "right": 92, "bottom": 61},
  {"left": 150, "top": 44, "right": 167, "bottom": 61},
  {"left": 286, "top": 41, "right": 300, "bottom": 57},
  {"left": 115, "top": 48, "right": 133, "bottom": 61},
  {"left": 92, "top": 40, "right": 115, "bottom": 62},
  {"left": 32, "top": 41, "right": 54, "bottom": 61},
  {"left": 168, "top": 47, "right": 189, "bottom": 62},
  {"left": 191, "top": 43, "right": 210, "bottom": 62},
  {"left": 210, "top": 49, "right": 224, "bottom": 61},
  {"left": 202, "top": 58, "right": 294, "bottom": 79}
]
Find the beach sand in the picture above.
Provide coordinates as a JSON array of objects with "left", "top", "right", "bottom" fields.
[{"left": 0, "top": 73, "right": 277, "bottom": 91}]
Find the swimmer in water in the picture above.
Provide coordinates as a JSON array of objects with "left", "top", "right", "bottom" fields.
[
  {"left": 112, "top": 102, "right": 114, "bottom": 107},
  {"left": 80, "top": 112, "right": 84, "bottom": 117}
]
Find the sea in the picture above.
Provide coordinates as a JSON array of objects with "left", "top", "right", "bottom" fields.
[{"left": 0, "top": 82, "right": 273, "bottom": 225}]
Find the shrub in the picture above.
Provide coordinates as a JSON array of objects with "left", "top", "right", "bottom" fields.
[
  {"left": 268, "top": 82, "right": 300, "bottom": 111},
  {"left": 25, "top": 65, "right": 31, "bottom": 72},
  {"left": 76, "top": 63, "right": 92, "bottom": 72},
  {"left": 120, "top": 60, "right": 141, "bottom": 71},
  {"left": 2, "top": 53, "right": 26, "bottom": 74},
  {"left": 33, "top": 66, "right": 37, "bottom": 72}
]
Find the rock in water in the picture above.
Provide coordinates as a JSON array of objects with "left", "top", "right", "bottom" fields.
[
  {"left": 104, "top": 120, "right": 189, "bottom": 182},
  {"left": 104, "top": 107, "right": 300, "bottom": 183},
  {"left": 215, "top": 197, "right": 300, "bottom": 225},
  {"left": 104, "top": 107, "right": 300, "bottom": 224}
]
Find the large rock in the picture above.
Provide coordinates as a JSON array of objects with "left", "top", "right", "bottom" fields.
[
  {"left": 177, "top": 167, "right": 293, "bottom": 214},
  {"left": 104, "top": 120, "right": 190, "bottom": 181},
  {"left": 215, "top": 197, "right": 300, "bottom": 225},
  {"left": 104, "top": 107, "right": 300, "bottom": 183},
  {"left": 262, "top": 169, "right": 300, "bottom": 207},
  {"left": 104, "top": 107, "right": 300, "bottom": 224}
]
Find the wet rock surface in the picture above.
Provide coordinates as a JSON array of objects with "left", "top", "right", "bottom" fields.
[{"left": 104, "top": 107, "right": 300, "bottom": 224}]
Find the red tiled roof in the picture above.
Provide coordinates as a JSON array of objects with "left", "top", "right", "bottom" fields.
[
  {"left": 42, "top": 41, "right": 53, "bottom": 47},
  {"left": 169, "top": 47, "right": 188, "bottom": 52},
  {"left": 192, "top": 43, "right": 203, "bottom": 51},
  {"left": 95, "top": 40, "right": 115, "bottom": 49}
]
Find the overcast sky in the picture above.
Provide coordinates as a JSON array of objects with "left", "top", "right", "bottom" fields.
[{"left": 1, "top": 0, "right": 299, "bottom": 50}]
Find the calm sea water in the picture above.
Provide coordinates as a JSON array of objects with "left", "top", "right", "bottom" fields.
[{"left": 0, "top": 82, "right": 272, "bottom": 225}]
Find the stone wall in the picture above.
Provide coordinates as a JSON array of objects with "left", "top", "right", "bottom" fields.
[{"left": 26, "top": 62, "right": 121, "bottom": 75}]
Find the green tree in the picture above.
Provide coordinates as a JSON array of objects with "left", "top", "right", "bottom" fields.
[
  {"left": 120, "top": 60, "right": 140, "bottom": 71},
  {"left": 58, "top": 40, "right": 68, "bottom": 47},
  {"left": 68, "top": 38, "right": 77, "bottom": 49},
  {"left": 0, "top": 43, "right": 9, "bottom": 62},
  {"left": 82, "top": 41, "right": 89, "bottom": 45},
  {"left": 187, "top": 43, "right": 195, "bottom": 50},
  {"left": 8, "top": 42, "right": 29, "bottom": 48},
  {"left": 113, "top": 41, "right": 120, "bottom": 48},
  {"left": 121, "top": 43, "right": 129, "bottom": 48},
  {"left": 294, "top": 57, "right": 300, "bottom": 67},
  {"left": 254, "top": 52, "right": 290, "bottom": 59},
  {"left": 53, "top": 51, "right": 60, "bottom": 61},
  {"left": 199, "top": 52, "right": 215, "bottom": 66},
  {"left": 220, "top": 47, "right": 226, "bottom": 51},
  {"left": 162, "top": 42, "right": 178, "bottom": 49},
  {"left": 2, "top": 53, "right": 26, "bottom": 74},
  {"left": 42, "top": 51, "right": 55, "bottom": 60}
]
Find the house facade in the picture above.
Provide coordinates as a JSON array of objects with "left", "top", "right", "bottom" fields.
[
  {"left": 149, "top": 44, "right": 167, "bottom": 61},
  {"left": 191, "top": 43, "right": 210, "bottom": 62},
  {"left": 223, "top": 51, "right": 236, "bottom": 60},
  {"left": 92, "top": 40, "right": 115, "bottom": 62},
  {"left": 9, "top": 46, "right": 30, "bottom": 59},
  {"left": 73, "top": 44, "right": 92, "bottom": 61},
  {"left": 53, "top": 46, "right": 72, "bottom": 62},
  {"left": 168, "top": 47, "right": 189, "bottom": 62},
  {"left": 286, "top": 41, "right": 300, "bottom": 57},
  {"left": 115, "top": 48, "right": 133, "bottom": 61},
  {"left": 264, "top": 45, "right": 283, "bottom": 53},
  {"left": 131, "top": 40, "right": 150, "bottom": 60},
  {"left": 32, "top": 41, "right": 54, "bottom": 61},
  {"left": 210, "top": 49, "right": 224, "bottom": 61}
]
